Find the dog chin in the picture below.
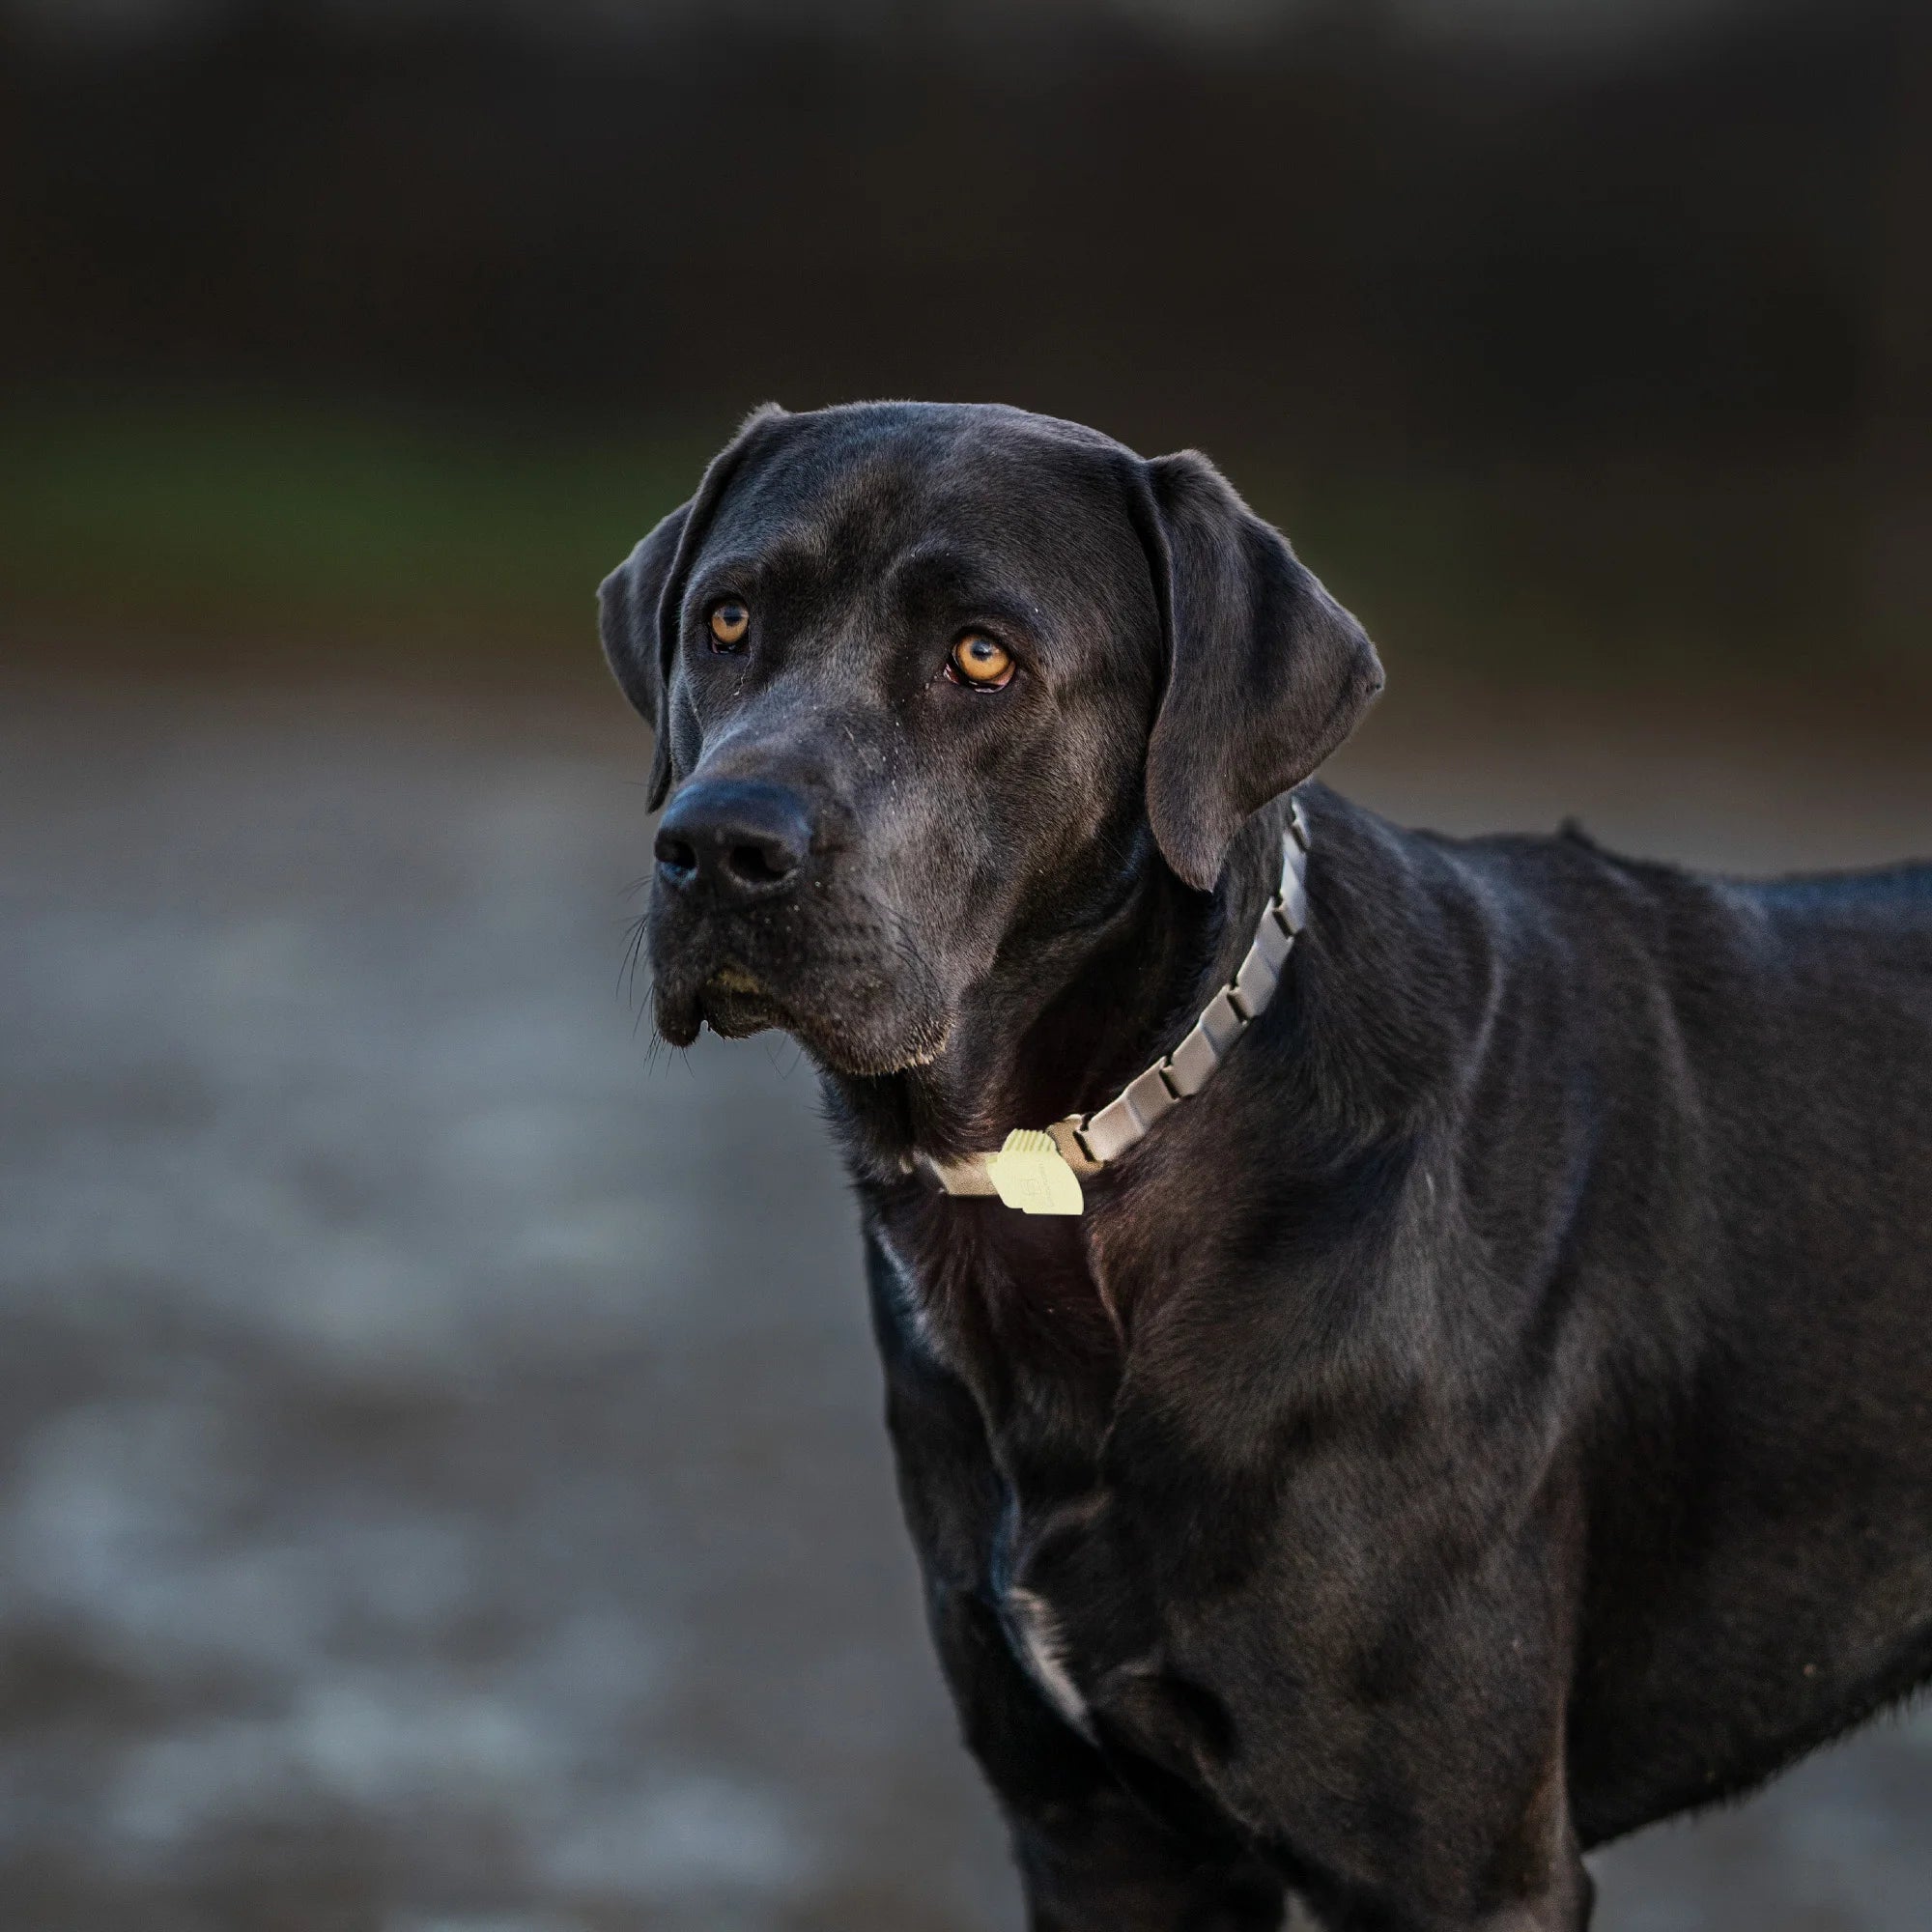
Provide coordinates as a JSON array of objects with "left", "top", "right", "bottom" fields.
[{"left": 806, "top": 1021, "right": 951, "bottom": 1079}]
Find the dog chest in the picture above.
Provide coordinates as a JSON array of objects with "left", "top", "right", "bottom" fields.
[
  {"left": 988, "top": 1488, "right": 1170, "bottom": 1746},
  {"left": 994, "top": 1536, "right": 1236, "bottom": 1794},
  {"left": 1000, "top": 1583, "right": 1093, "bottom": 1731}
]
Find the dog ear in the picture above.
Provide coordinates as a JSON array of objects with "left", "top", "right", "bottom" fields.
[
  {"left": 598, "top": 404, "right": 787, "bottom": 810},
  {"left": 599, "top": 502, "right": 689, "bottom": 809},
  {"left": 1139, "top": 450, "right": 1383, "bottom": 892}
]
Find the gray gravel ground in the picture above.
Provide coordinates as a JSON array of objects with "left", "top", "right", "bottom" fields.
[{"left": 2, "top": 665, "right": 1929, "bottom": 1932}]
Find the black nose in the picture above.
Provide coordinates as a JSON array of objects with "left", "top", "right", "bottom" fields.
[{"left": 654, "top": 779, "right": 814, "bottom": 903}]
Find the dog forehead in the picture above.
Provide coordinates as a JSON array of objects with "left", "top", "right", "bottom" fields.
[{"left": 707, "top": 404, "right": 1141, "bottom": 582}]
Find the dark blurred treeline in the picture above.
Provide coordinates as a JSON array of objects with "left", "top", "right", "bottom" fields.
[{"left": 1, "top": 0, "right": 1926, "bottom": 680}]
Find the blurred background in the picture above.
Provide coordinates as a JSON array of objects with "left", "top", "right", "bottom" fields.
[{"left": 2, "top": 1, "right": 1928, "bottom": 1927}]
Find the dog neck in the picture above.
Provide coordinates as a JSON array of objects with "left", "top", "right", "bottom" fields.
[{"left": 818, "top": 800, "right": 1296, "bottom": 1188}]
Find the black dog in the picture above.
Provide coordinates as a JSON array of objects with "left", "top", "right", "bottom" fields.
[{"left": 600, "top": 401, "right": 1932, "bottom": 1931}]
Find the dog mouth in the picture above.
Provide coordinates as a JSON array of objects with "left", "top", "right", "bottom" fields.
[
  {"left": 650, "top": 933, "right": 952, "bottom": 1078},
  {"left": 692, "top": 965, "right": 789, "bottom": 1042},
  {"left": 643, "top": 952, "right": 786, "bottom": 1045}
]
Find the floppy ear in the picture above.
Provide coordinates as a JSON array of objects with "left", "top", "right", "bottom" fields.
[
  {"left": 1139, "top": 450, "right": 1384, "bottom": 892},
  {"left": 597, "top": 404, "right": 787, "bottom": 810},
  {"left": 599, "top": 502, "right": 691, "bottom": 810}
]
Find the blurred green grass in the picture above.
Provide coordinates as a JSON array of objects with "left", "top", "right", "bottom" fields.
[
  {"left": 0, "top": 394, "right": 1912, "bottom": 699},
  {"left": 0, "top": 396, "right": 710, "bottom": 673}
]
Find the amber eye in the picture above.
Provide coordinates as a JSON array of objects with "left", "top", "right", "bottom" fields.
[
  {"left": 708, "top": 599, "right": 750, "bottom": 650},
  {"left": 946, "top": 633, "right": 1014, "bottom": 690}
]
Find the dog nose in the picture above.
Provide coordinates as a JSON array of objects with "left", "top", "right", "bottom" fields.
[{"left": 654, "top": 779, "right": 813, "bottom": 903}]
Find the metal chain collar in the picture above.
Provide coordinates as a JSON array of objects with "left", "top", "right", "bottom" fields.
[{"left": 912, "top": 796, "right": 1311, "bottom": 1214}]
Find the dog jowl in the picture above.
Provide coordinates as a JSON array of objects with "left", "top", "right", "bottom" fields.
[{"left": 602, "top": 401, "right": 1932, "bottom": 1932}]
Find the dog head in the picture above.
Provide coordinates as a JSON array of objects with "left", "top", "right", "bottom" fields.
[{"left": 601, "top": 402, "right": 1380, "bottom": 1081}]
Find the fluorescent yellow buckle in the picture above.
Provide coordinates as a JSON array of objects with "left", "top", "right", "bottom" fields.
[{"left": 986, "top": 1129, "right": 1085, "bottom": 1215}]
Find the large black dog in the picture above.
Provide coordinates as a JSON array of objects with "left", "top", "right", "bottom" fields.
[{"left": 600, "top": 401, "right": 1932, "bottom": 1931}]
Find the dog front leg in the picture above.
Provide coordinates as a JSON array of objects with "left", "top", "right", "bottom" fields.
[
  {"left": 1279, "top": 1702, "right": 1595, "bottom": 1932},
  {"left": 928, "top": 1585, "right": 1285, "bottom": 1932}
]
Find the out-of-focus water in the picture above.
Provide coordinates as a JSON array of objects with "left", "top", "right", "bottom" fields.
[{"left": 2, "top": 667, "right": 1928, "bottom": 1932}]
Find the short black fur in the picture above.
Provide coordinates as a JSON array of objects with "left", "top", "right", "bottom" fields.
[{"left": 601, "top": 401, "right": 1932, "bottom": 1931}]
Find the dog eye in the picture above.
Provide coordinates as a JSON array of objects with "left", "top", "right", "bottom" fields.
[
  {"left": 946, "top": 634, "right": 1014, "bottom": 690},
  {"left": 708, "top": 600, "right": 751, "bottom": 650}
]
